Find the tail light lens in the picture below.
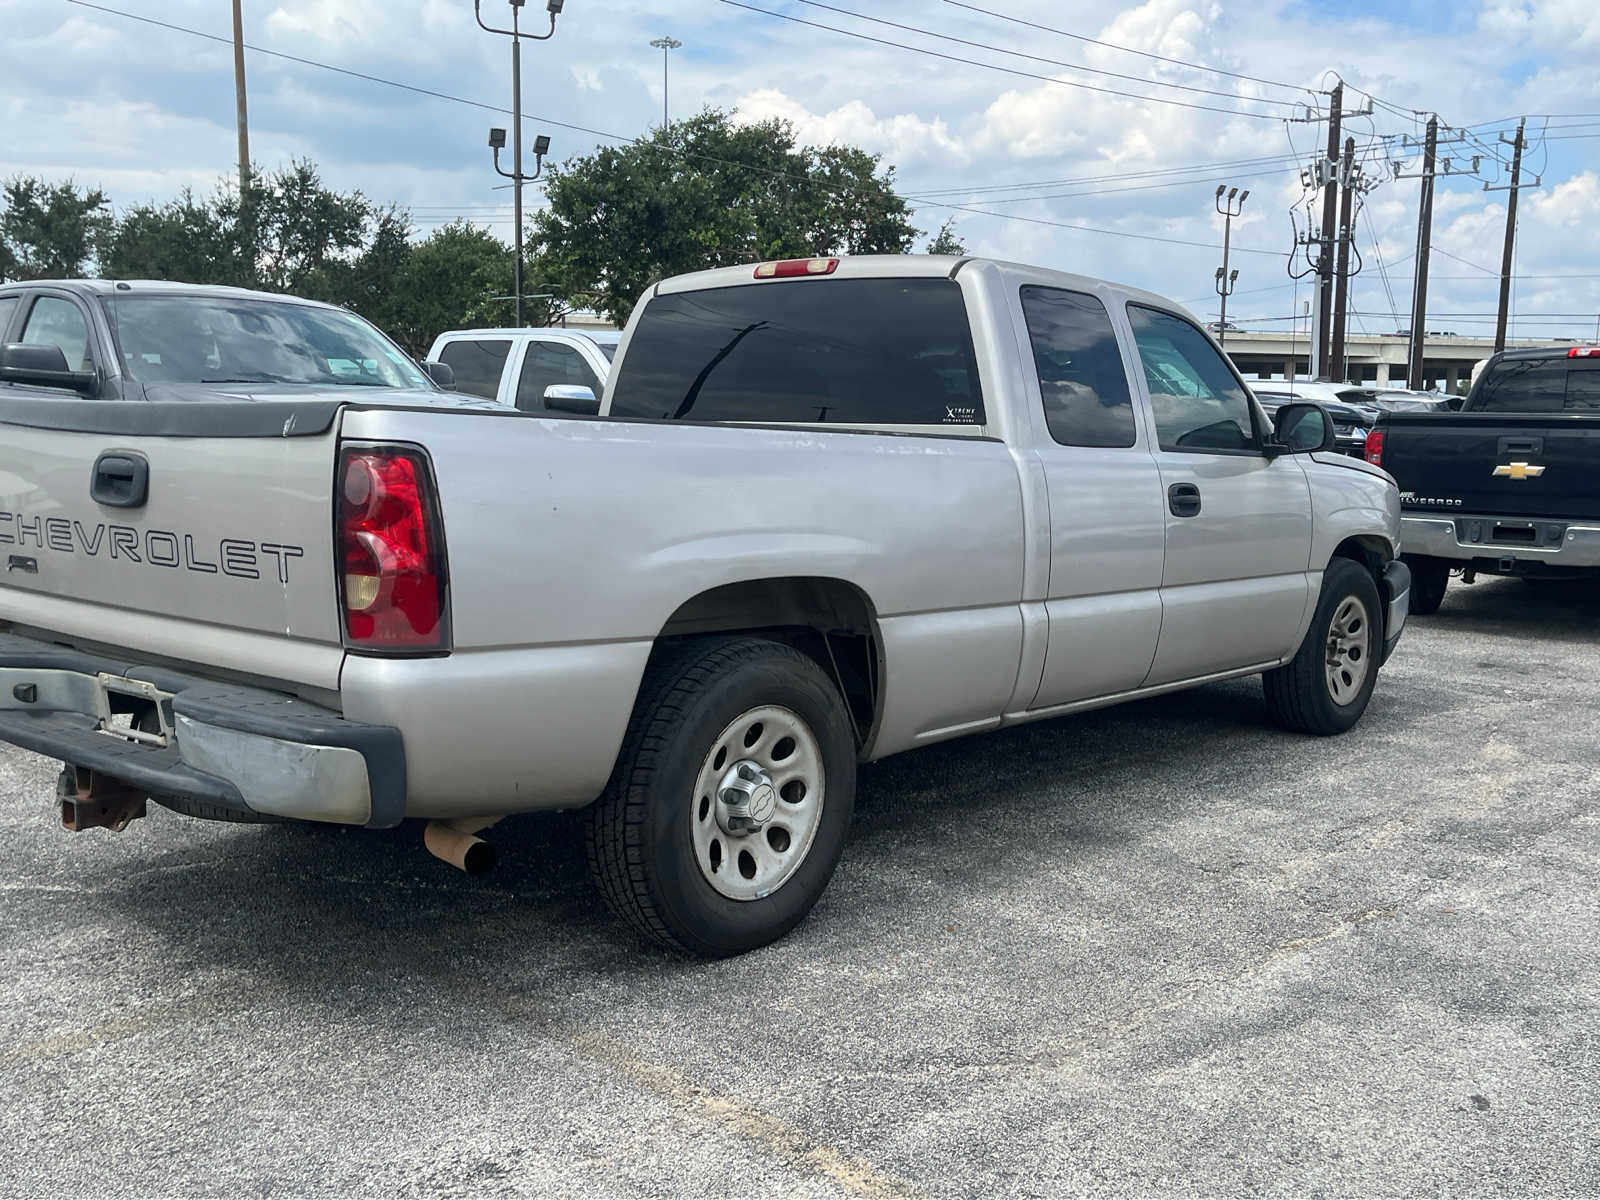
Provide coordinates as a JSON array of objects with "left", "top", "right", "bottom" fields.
[
  {"left": 1364, "top": 428, "right": 1385, "bottom": 467},
  {"left": 338, "top": 445, "right": 448, "bottom": 651}
]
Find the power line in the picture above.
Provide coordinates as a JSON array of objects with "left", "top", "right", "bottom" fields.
[
  {"left": 786, "top": 0, "right": 1304, "bottom": 110},
  {"left": 60, "top": 0, "right": 1291, "bottom": 255},
  {"left": 942, "top": 0, "right": 1314, "bottom": 97},
  {"left": 716, "top": 0, "right": 1298, "bottom": 120}
]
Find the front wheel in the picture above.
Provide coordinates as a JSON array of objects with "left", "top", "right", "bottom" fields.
[
  {"left": 1263, "top": 558, "right": 1383, "bottom": 736},
  {"left": 585, "top": 636, "right": 857, "bottom": 957}
]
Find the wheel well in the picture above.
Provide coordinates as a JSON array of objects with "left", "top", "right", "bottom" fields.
[
  {"left": 656, "top": 577, "right": 881, "bottom": 751},
  {"left": 1330, "top": 535, "right": 1390, "bottom": 581}
]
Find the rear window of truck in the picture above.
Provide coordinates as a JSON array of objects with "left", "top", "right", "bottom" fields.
[
  {"left": 1472, "top": 357, "right": 1600, "bottom": 412},
  {"left": 610, "top": 278, "right": 984, "bottom": 426}
]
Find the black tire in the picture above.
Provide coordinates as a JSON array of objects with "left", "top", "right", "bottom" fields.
[
  {"left": 584, "top": 636, "right": 857, "bottom": 957},
  {"left": 1263, "top": 558, "right": 1384, "bottom": 736},
  {"left": 1405, "top": 554, "right": 1450, "bottom": 615}
]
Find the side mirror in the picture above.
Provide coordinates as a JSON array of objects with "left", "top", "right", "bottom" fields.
[
  {"left": 1267, "top": 401, "right": 1335, "bottom": 455},
  {"left": 1445, "top": 393, "right": 1465, "bottom": 411},
  {"left": 544, "top": 384, "right": 599, "bottom": 415},
  {"left": 421, "top": 359, "right": 456, "bottom": 390},
  {"left": 0, "top": 343, "right": 97, "bottom": 394}
]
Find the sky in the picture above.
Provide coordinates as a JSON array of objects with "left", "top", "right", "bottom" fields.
[{"left": 2, "top": 0, "right": 1599, "bottom": 340}]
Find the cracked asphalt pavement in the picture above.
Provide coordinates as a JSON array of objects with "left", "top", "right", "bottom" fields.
[{"left": 1, "top": 574, "right": 1596, "bottom": 1197}]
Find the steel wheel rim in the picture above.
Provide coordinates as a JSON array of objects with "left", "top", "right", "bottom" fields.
[
  {"left": 1324, "top": 595, "right": 1372, "bottom": 706},
  {"left": 691, "top": 705, "right": 825, "bottom": 902}
]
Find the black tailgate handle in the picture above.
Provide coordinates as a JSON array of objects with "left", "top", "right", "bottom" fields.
[
  {"left": 1168, "top": 482, "right": 1202, "bottom": 518},
  {"left": 1498, "top": 435, "right": 1543, "bottom": 456},
  {"left": 90, "top": 451, "right": 149, "bottom": 508}
]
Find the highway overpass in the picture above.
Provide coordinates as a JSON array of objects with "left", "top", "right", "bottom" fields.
[{"left": 1218, "top": 330, "right": 1586, "bottom": 393}]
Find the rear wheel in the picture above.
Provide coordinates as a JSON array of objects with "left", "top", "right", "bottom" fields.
[
  {"left": 1263, "top": 558, "right": 1383, "bottom": 736},
  {"left": 1405, "top": 554, "right": 1450, "bottom": 615},
  {"left": 585, "top": 636, "right": 856, "bottom": 957}
]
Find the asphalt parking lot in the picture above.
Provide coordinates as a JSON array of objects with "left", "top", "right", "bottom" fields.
[{"left": 1, "top": 574, "right": 1596, "bottom": 1198}]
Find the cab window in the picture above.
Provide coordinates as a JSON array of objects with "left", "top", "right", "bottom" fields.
[
  {"left": 1021, "top": 287, "right": 1136, "bottom": 448},
  {"left": 437, "top": 339, "right": 511, "bottom": 400},
  {"left": 515, "top": 341, "right": 601, "bottom": 412},
  {"left": 20, "top": 296, "right": 93, "bottom": 373},
  {"left": 1127, "top": 305, "right": 1256, "bottom": 453}
]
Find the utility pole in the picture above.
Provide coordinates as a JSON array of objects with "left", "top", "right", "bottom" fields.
[
  {"left": 476, "top": 0, "right": 562, "bottom": 327},
  {"left": 1408, "top": 115, "right": 1439, "bottom": 390},
  {"left": 1315, "top": 81, "right": 1343, "bottom": 377},
  {"left": 650, "top": 37, "right": 682, "bottom": 129},
  {"left": 232, "top": 0, "right": 250, "bottom": 194},
  {"left": 1213, "top": 185, "right": 1247, "bottom": 347},
  {"left": 1329, "top": 138, "right": 1357, "bottom": 383},
  {"left": 1493, "top": 119, "right": 1527, "bottom": 353}
]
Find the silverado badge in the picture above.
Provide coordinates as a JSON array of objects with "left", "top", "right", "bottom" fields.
[{"left": 1493, "top": 462, "right": 1546, "bottom": 480}]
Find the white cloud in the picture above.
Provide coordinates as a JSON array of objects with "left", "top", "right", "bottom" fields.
[
  {"left": 265, "top": 0, "right": 386, "bottom": 43},
  {"left": 732, "top": 89, "right": 968, "bottom": 167},
  {"left": 1480, "top": 0, "right": 1600, "bottom": 53}
]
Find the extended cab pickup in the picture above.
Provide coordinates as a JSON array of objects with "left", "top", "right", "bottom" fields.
[
  {"left": 1371, "top": 344, "right": 1600, "bottom": 613},
  {"left": 0, "top": 263, "right": 1410, "bottom": 956}
]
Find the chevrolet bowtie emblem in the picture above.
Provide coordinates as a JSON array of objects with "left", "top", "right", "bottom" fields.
[{"left": 1493, "top": 462, "right": 1546, "bottom": 480}]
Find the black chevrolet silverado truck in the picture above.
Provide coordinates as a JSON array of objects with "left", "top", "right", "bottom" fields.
[{"left": 1368, "top": 345, "right": 1600, "bottom": 613}]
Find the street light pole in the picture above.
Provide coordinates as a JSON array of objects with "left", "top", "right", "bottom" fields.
[
  {"left": 1214, "top": 185, "right": 1248, "bottom": 347},
  {"left": 650, "top": 37, "right": 681, "bottom": 129},
  {"left": 476, "top": 0, "right": 562, "bottom": 327}
]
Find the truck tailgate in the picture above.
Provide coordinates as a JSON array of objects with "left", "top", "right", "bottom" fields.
[
  {"left": 0, "top": 404, "right": 344, "bottom": 690},
  {"left": 1382, "top": 412, "right": 1600, "bottom": 521}
]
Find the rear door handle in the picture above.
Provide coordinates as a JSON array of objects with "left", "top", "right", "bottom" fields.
[
  {"left": 1168, "top": 482, "right": 1202, "bottom": 518},
  {"left": 90, "top": 451, "right": 149, "bottom": 508}
]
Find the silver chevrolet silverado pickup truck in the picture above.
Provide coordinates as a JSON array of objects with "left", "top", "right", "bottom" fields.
[{"left": 0, "top": 261, "right": 1410, "bottom": 955}]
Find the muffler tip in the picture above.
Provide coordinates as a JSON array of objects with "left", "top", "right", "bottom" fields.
[{"left": 423, "top": 820, "right": 497, "bottom": 875}]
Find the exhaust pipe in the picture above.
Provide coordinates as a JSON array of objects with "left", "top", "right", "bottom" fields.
[{"left": 423, "top": 817, "right": 498, "bottom": 875}]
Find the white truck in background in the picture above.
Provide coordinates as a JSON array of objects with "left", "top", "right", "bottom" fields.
[{"left": 0, "top": 261, "right": 1409, "bottom": 956}]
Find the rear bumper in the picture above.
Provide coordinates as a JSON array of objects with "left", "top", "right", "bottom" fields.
[
  {"left": 1400, "top": 515, "right": 1600, "bottom": 570},
  {"left": 1380, "top": 558, "right": 1411, "bottom": 664},
  {"left": 0, "top": 632, "right": 404, "bottom": 827}
]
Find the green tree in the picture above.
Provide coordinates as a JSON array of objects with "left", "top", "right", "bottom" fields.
[
  {"left": 99, "top": 188, "right": 242, "bottom": 284},
  {"left": 534, "top": 109, "right": 917, "bottom": 325},
  {"left": 233, "top": 160, "right": 373, "bottom": 294},
  {"left": 924, "top": 218, "right": 966, "bottom": 256},
  {"left": 0, "top": 177, "right": 112, "bottom": 280},
  {"left": 380, "top": 221, "right": 516, "bottom": 355}
]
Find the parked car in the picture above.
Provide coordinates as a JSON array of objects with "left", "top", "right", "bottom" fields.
[
  {"left": 425, "top": 326, "right": 618, "bottom": 413},
  {"left": 0, "top": 262, "right": 1409, "bottom": 956},
  {"left": 1370, "top": 344, "right": 1600, "bottom": 613},
  {"left": 1252, "top": 381, "right": 1375, "bottom": 457},
  {"left": 1341, "top": 387, "right": 1455, "bottom": 414}
]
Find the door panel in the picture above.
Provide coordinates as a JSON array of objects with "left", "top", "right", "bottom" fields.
[
  {"left": 1019, "top": 286, "right": 1166, "bottom": 708},
  {"left": 1125, "top": 305, "right": 1315, "bottom": 686}
]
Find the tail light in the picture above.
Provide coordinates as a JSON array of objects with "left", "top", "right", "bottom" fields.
[
  {"left": 338, "top": 445, "right": 448, "bottom": 652},
  {"left": 1568, "top": 347, "right": 1600, "bottom": 358},
  {"left": 1363, "top": 428, "right": 1385, "bottom": 467}
]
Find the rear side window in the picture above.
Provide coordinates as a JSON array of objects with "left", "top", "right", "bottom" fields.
[
  {"left": 1473, "top": 358, "right": 1600, "bottom": 412},
  {"left": 437, "top": 339, "right": 511, "bottom": 400},
  {"left": 1020, "top": 287, "right": 1135, "bottom": 447},
  {"left": 515, "top": 341, "right": 601, "bottom": 411},
  {"left": 21, "top": 296, "right": 92, "bottom": 371},
  {"left": 611, "top": 278, "right": 984, "bottom": 426}
]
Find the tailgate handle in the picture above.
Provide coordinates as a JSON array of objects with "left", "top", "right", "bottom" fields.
[
  {"left": 90, "top": 451, "right": 149, "bottom": 508},
  {"left": 1498, "top": 436, "right": 1542, "bottom": 456}
]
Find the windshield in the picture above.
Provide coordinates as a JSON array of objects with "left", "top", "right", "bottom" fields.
[
  {"left": 102, "top": 295, "right": 432, "bottom": 390},
  {"left": 591, "top": 340, "right": 618, "bottom": 362}
]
